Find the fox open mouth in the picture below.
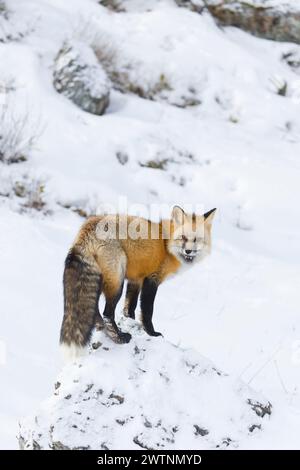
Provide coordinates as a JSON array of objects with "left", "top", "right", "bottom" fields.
[{"left": 181, "top": 253, "right": 195, "bottom": 263}]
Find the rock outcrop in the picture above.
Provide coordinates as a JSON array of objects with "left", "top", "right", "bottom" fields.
[
  {"left": 19, "top": 320, "right": 272, "bottom": 450},
  {"left": 176, "top": 1, "right": 300, "bottom": 44},
  {"left": 53, "top": 41, "right": 110, "bottom": 116}
]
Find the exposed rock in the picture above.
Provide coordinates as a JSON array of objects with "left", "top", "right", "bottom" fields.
[
  {"left": 194, "top": 424, "right": 209, "bottom": 436},
  {"left": 175, "top": 0, "right": 206, "bottom": 13},
  {"left": 19, "top": 320, "right": 272, "bottom": 450},
  {"left": 176, "top": 1, "right": 300, "bottom": 44},
  {"left": 53, "top": 41, "right": 110, "bottom": 115},
  {"left": 247, "top": 398, "right": 272, "bottom": 418},
  {"left": 116, "top": 151, "right": 129, "bottom": 166}
]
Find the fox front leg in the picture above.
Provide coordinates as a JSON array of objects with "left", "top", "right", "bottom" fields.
[{"left": 140, "top": 277, "right": 162, "bottom": 337}]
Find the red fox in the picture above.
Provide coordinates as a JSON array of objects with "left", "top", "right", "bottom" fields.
[{"left": 60, "top": 206, "right": 216, "bottom": 358}]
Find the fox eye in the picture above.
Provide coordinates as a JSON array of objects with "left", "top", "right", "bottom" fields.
[{"left": 181, "top": 235, "right": 187, "bottom": 242}]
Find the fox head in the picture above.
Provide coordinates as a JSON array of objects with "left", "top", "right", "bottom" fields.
[{"left": 168, "top": 205, "right": 216, "bottom": 265}]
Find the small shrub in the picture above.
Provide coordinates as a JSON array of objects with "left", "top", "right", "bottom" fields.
[
  {"left": 0, "top": 2, "right": 35, "bottom": 43},
  {"left": 0, "top": 171, "right": 50, "bottom": 215},
  {"left": 139, "top": 145, "right": 196, "bottom": 173},
  {"left": 14, "top": 178, "right": 46, "bottom": 212},
  {"left": 0, "top": 97, "right": 42, "bottom": 164},
  {"left": 140, "top": 158, "right": 169, "bottom": 170},
  {"left": 269, "top": 76, "right": 288, "bottom": 97},
  {"left": 57, "top": 197, "right": 99, "bottom": 219},
  {"left": 58, "top": 201, "right": 89, "bottom": 219}
]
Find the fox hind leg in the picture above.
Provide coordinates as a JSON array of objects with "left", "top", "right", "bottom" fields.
[
  {"left": 123, "top": 281, "right": 141, "bottom": 319},
  {"left": 101, "top": 255, "right": 131, "bottom": 344},
  {"left": 95, "top": 308, "right": 105, "bottom": 331},
  {"left": 103, "top": 282, "right": 131, "bottom": 343}
]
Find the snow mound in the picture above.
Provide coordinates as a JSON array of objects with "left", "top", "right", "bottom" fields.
[{"left": 19, "top": 320, "right": 272, "bottom": 450}]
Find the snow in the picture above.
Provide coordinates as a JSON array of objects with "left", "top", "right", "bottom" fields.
[
  {"left": 0, "top": 0, "right": 300, "bottom": 449},
  {"left": 19, "top": 323, "right": 272, "bottom": 450}
]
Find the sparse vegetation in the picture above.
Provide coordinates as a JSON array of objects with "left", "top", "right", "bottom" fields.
[
  {"left": 70, "top": 18, "right": 201, "bottom": 107},
  {"left": 58, "top": 201, "right": 89, "bottom": 219},
  {"left": 0, "top": 1, "right": 35, "bottom": 43},
  {"left": 15, "top": 177, "right": 47, "bottom": 212},
  {"left": 57, "top": 198, "right": 99, "bottom": 219},
  {"left": 92, "top": 35, "right": 199, "bottom": 106},
  {"left": 98, "top": 0, "right": 125, "bottom": 12},
  {"left": 94, "top": 42, "right": 174, "bottom": 103},
  {"left": 0, "top": 77, "right": 16, "bottom": 93},
  {"left": 139, "top": 147, "right": 195, "bottom": 172},
  {"left": 140, "top": 158, "right": 170, "bottom": 170},
  {"left": 0, "top": 172, "right": 50, "bottom": 215},
  {"left": 270, "top": 76, "right": 288, "bottom": 97},
  {"left": 0, "top": 100, "right": 42, "bottom": 164},
  {"left": 282, "top": 50, "right": 300, "bottom": 74},
  {"left": 0, "top": 1, "right": 6, "bottom": 15}
]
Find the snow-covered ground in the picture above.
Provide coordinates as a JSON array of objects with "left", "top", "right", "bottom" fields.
[
  {"left": 1, "top": 0, "right": 300, "bottom": 449},
  {"left": 18, "top": 324, "right": 273, "bottom": 450}
]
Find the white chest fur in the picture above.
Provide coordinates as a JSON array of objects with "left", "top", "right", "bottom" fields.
[{"left": 165, "top": 258, "right": 195, "bottom": 282}]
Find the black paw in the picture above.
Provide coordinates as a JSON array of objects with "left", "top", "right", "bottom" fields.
[
  {"left": 123, "top": 308, "right": 135, "bottom": 320},
  {"left": 144, "top": 328, "right": 163, "bottom": 337},
  {"left": 118, "top": 331, "right": 132, "bottom": 344},
  {"left": 104, "top": 320, "right": 132, "bottom": 344},
  {"left": 105, "top": 330, "right": 132, "bottom": 344},
  {"left": 151, "top": 331, "right": 163, "bottom": 337}
]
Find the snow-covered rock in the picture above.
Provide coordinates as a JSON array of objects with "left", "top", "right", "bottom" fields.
[
  {"left": 19, "top": 321, "right": 271, "bottom": 450},
  {"left": 53, "top": 41, "right": 110, "bottom": 116},
  {"left": 177, "top": 1, "right": 300, "bottom": 44}
]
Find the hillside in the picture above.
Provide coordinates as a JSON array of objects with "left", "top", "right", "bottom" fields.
[{"left": 0, "top": 0, "right": 300, "bottom": 449}]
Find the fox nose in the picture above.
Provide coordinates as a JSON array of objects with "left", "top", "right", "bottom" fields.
[{"left": 185, "top": 249, "right": 192, "bottom": 254}]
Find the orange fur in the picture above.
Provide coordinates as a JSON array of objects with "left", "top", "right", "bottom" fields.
[{"left": 60, "top": 207, "right": 216, "bottom": 349}]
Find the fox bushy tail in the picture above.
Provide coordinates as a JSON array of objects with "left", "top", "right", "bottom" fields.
[{"left": 60, "top": 249, "right": 101, "bottom": 359}]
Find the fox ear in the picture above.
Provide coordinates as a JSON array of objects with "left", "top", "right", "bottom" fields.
[
  {"left": 172, "top": 205, "right": 186, "bottom": 225},
  {"left": 204, "top": 208, "right": 217, "bottom": 224}
]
